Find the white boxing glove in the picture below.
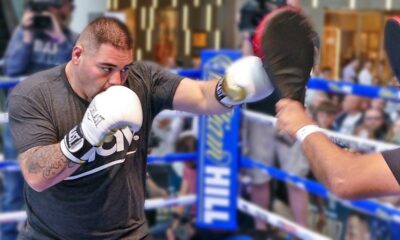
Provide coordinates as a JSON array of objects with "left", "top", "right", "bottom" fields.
[
  {"left": 215, "top": 56, "right": 274, "bottom": 107},
  {"left": 60, "top": 86, "right": 143, "bottom": 164}
]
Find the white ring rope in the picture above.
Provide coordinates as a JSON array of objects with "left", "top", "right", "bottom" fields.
[
  {"left": 0, "top": 195, "right": 329, "bottom": 240},
  {"left": 3, "top": 109, "right": 398, "bottom": 152},
  {"left": 243, "top": 110, "right": 399, "bottom": 152},
  {"left": 0, "top": 195, "right": 197, "bottom": 224},
  {"left": 144, "top": 194, "right": 196, "bottom": 209},
  {"left": 238, "top": 198, "right": 331, "bottom": 240},
  {"left": 156, "top": 110, "right": 195, "bottom": 118},
  {"left": 0, "top": 112, "right": 8, "bottom": 124},
  {"left": 0, "top": 211, "right": 26, "bottom": 223}
]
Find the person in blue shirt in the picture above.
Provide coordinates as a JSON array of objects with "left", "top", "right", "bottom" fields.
[
  {"left": 3, "top": 0, "right": 77, "bottom": 76},
  {"left": 1, "top": 1, "right": 76, "bottom": 239}
]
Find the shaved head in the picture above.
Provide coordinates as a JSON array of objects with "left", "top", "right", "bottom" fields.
[{"left": 77, "top": 17, "right": 133, "bottom": 53}]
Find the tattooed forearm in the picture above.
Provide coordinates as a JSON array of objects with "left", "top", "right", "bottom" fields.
[
  {"left": 18, "top": 144, "right": 80, "bottom": 191},
  {"left": 22, "top": 145, "right": 76, "bottom": 179}
]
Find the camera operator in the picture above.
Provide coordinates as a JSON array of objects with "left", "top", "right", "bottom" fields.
[
  {"left": 1, "top": 1, "right": 76, "bottom": 239},
  {"left": 3, "top": 0, "right": 77, "bottom": 76},
  {"left": 238, "top": 0, "right": 300, "bottom": 56}
]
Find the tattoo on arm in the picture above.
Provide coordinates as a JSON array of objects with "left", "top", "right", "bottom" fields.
[{"left": 23, "top": 145, "right": 76, "bottom": 179}]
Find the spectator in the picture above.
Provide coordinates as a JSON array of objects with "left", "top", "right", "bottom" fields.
[
  {"left": 353, "top": 108, "right": 388, "bottom": 141},
  {"left": 149, "top": 115, "right": 186, "bottom": 191},
  {"left": 370, "top": 98, "right": 387, "bottom": 111},
  {"left": 243, "top": 122, "right": 310, "bottom": 229},
  {"left": 309, "top": 101, "right": 339, "bottom": 233},
  {"left": 386, "top": 118, "right": 400, "bottom": 145},
  {"left": 166, "top": 132, "right": 197, "bottom": 240},
  {"left": 334, "top": 95, "right": 364, "bottom": 135},
  {"left": 166, "top": 132, "right": 246, "bottom": 240},
  {"left": 238, "top": 0, "right": 310, "bottom": 230},
  {"left": 374, "top": 60, "right": 388, "bottom": 86},
  {"left": 145, "top": 173, "right": 169, "bottom": 232},
  {"left": 344, "top": 213, "right": 370, "bottom": 240},
  {"left": 3, "top": 0, "right": 77, "bottom": 76},
  {"left": 150, "top": 116, "right": 184, "bottom": 156},
  {"left": 370, "top": 98, "right": 391, "bottom": 125},
  {"left": 341, "top": 58, "right": 360, "bottom": 83},
  {"left": 1, "top": 1, "right": 76, "bottom": 239},
  {"left": 305, "top": 90, "right": 330, "bottom": 118},
  {"left": 314, "top": 101, "right": 339, "bottom": 130},
  {"left": 237, "top": 0, "right": 285, "bottom": 56},
  {"left": 311, "top": 64, "right": 321, "bottom": 77},
  {"left": 320, "top": 66, "right": 333, "bottom": 80},
  {"left": 358, "top": 59, "right": 373, "bottom": 85}
]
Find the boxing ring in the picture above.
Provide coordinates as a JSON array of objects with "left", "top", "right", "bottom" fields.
[{"left": 2, "top": 51, "right": 400, "bottom": 239}]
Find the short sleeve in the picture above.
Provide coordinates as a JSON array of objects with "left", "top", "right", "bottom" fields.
[
  {"left": 8, "top": 93, "right": 57, "bottom": 153},
  {"left": 381, "top": 148, "right": 400, "bottom": 184},
  {"left": 147, "top": 62, "right": 183, "bottom": 114}
]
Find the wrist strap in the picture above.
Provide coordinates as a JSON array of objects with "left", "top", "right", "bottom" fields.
[
  {"left": 60, "top": 125, "right": 95, "bottom": 164},
  {"left": 296, "top": 125, "right": 323, "bottom": 142},
  {"left": 215, "top": 78, "right": 233, "bottom": 109}
]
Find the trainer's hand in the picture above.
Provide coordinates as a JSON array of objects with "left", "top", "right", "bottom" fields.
[
  {"left": 215, "top": 56, "right": 274, "bottom": 107},
  {"left": 276, "top": 99, "right": 314, "bottom": 137},
  {"left": 60, "top": 86, "right": 143, "bottom": 164},
  {"left": 21, "top": 10, "right": 35, "bottom": 42}
]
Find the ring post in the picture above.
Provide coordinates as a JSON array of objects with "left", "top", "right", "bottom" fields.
[{"left": 196, "top": 50, "right": 242, "bottom": 230}]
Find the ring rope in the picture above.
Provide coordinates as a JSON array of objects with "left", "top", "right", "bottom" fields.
[
  {"left": 3, "top": 153, "right": 398, "bottom": 224},
  {"left": 0, "top": 195, "right": 196, "bottom": 224},
  {"left": 241, "top": 156, "right": 400, "bottom": 224},
  {"left": 1, "top": 77, "right": 399, "bottom": 101},
  {"left": 243, "top": 110, "right": 399, "bottom": 152},
  {"left": 238, "top": 198, "right": 331, "bottom": 240},
  {"left": 0, "top": 194, "right": 329, "bottom": 240}
]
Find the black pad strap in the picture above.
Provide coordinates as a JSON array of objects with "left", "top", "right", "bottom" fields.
[{"left": 381, "top": 148, "right": 400, "bottom": 184}]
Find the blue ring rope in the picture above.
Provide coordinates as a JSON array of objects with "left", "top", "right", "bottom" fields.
[
  {"left": 2, "top": 77, "right": 400, "bottom": 101},
  {"left": 2, "top": 153, "right": 400, "bottom": 223}
]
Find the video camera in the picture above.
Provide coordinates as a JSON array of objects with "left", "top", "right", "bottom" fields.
[{"left": 26, "top": 0, "right": 62, "bottom": 30}]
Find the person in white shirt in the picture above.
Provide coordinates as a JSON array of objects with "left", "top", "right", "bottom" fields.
[
  {"left": 342, "top": 58, "right": 360, "bottom": 83},
  {"left": 358, "top": 60, "right": 373, "bottom": 85}
]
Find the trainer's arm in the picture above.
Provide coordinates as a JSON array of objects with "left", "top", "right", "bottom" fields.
[
  {"left": 276, "top": 99, "right": 400, "bottom": 199},
  {"left": 19, "top": 144, "right": 80, "bottom": 192}
]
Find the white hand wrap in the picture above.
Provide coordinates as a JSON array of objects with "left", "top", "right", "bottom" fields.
[{"left": 296, "top": 125, "right": 324, "bottom": 143}]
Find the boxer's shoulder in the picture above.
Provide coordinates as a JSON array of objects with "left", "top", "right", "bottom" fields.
[{"left": 128, "top": 61, "right": 164, "bottom": 77}]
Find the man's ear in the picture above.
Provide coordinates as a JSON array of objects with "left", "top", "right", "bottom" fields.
[{"left": 71, "top": 45, "right": 83, "bottom": 64}]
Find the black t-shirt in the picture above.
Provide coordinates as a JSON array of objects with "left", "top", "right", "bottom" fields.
[{"left": 8, "top": 61, "right": 183, "bottom": 240}]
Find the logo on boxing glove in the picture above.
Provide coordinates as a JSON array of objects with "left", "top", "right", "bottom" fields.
[
  {"left": 61, "top": 124, "right": 96, "bottom": 164},
  {"left": 66, "top": 126, "right": 84, "bottom": 153},
  {"left": 87, "top": 100, "right": 105, "bottom": 127}
]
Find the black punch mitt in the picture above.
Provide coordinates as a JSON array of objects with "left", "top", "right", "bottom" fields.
[{"left": 253, "top": 6, "right": 316, "bottom": 104}]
